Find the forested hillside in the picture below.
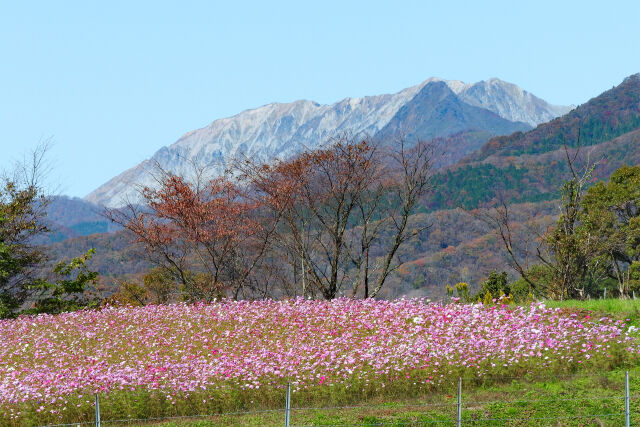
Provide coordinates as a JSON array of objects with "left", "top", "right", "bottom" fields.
[
  {"left": 39, "top": 197, "right": 118, "bottom": 243},
  {"left": 467, "top": 73, "right": 640, "bottom": 160},
  {"left": 44, "top": 74, "right": 640, "bottom": 299},
  {"left": 426, "top": 74, "right": 640, "bottom": 212}
]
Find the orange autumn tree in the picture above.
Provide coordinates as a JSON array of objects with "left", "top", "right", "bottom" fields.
[
  {"left": 237, "top": 136, "right": 436, "bottom": 300},
  {"left": 107, "top": 172, "right": 273, "bottom": 301}
]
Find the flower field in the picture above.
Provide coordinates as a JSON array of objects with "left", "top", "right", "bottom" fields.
[{"left": 1, "top": 298, "right": 638, "bottom": 425}]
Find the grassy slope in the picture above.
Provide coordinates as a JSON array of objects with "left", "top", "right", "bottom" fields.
[
  {"left": 545, "top": 299, "right": 640, "bottom": 327},
  {"left": 152, "top": 367, "right": 638, "bottom": 426}
]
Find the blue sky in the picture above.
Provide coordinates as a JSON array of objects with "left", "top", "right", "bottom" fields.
[{"left": 1, "top": 0, "right": 639, "bottom": 198}]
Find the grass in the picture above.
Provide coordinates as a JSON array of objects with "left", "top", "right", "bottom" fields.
[
  {"left": 144, "top": 366, "right": 639, "bottom": 426},
  {"left": 544, "top": 298, "right": 640, "bottom": 326}
]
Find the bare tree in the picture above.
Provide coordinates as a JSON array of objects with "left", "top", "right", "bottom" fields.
[
  {"left": 237, "top": 135, "right": 437, "bottom": 299},
  {"left": 536, "top": 144, "right": 595, "bottom": 299},
  {"left": 368, "top": 138, "right": 436, "bottom": 298},
  {"left": 475, "top": 195, "right": 542, "bottom": 291},
  {"left": 479, "top": 134, "right": 600, "bottom": 300}
]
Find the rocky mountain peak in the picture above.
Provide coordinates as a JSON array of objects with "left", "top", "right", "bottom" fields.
[{"left": 85, "top": 77, "right": 570, "bottom": 208}]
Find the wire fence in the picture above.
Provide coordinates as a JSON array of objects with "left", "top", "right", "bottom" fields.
[{"left": 37, "top": 371, "right": 634, "bottom": 427}]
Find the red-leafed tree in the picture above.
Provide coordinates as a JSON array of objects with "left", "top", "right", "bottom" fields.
[{"left": 107, "top": 169, "right": 274, "bottom": 301}]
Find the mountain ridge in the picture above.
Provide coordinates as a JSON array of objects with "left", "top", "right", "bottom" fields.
[
  {"left": 375, "top": 81, "right": 530, "bottom": 142},
  {"left": 426, "top": 73, "right": 640, "bottom": 212},
  {"left": 464, "top": 73, "right": 640, "bottom": 163},
  {"left": 85, "top": 77, "right": 570, "bottom": 207},
  {"left": 49, "top": 73, "right": 640, "bottom": 298}
]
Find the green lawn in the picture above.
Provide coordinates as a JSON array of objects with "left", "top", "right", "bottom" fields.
[
  {"left": 148, "top": 366, "right": 637, "bottom": 426},
  {"left": 544, "top": 298, "right": 640, "bottom": 326}
]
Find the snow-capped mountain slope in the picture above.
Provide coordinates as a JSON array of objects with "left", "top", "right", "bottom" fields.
[
  {"left": 85, "top": 78, "right": 570, "bottom": 207},
  {"left": 456, "top": 78, "right": 571, "bottom": 126},
  {"left": 375, "top": 81, "right": 531, "bottom": 142},
  {"left": 416, "top": 77, "right": 571, "bottom": 126}
]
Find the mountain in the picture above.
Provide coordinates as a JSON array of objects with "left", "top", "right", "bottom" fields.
[
  {"left": 455, "top": 78, "right": 570, "bottom": 127},
  {"left": 52, "top": 73, "right": 640, "bottom": 299},
  {"left": 39, "top": 197, "right": 119, "bottom": 243},
  {"left": 427, "top": 73, "right": 640, "bottom": 211},
  {"left": 375, "top": 81, "right": 529, "bottom": 141},
  {"left": 466, "top": 73, "right": 640, "bottom": 162},
  {"left": 85, "top": 78, "right": 570, "bottom": 207}
]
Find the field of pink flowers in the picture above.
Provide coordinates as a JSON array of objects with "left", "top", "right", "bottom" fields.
[{"left": 1, "top": 298, "right": 638, "bottom": 425}]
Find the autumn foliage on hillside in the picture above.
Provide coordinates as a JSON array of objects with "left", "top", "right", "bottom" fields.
[{"left": 468, "top": 73, "right": 640, "bottom": 160}]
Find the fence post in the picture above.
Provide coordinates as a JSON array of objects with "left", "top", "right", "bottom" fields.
[
  {"left": 285, "top": 382, "right": 291, "bottom": 427},
  {"left": 457, "top": 377, "right": 462, "bottom": 427},
  {"left": 94, "top": 393, "right": 101, "bottom": 427},
  {"left": 604, "top": 288, "right": 607, "bottom": 299},
  {"left": 626, "top": 371, "right": 630, "bottom": 427}
]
